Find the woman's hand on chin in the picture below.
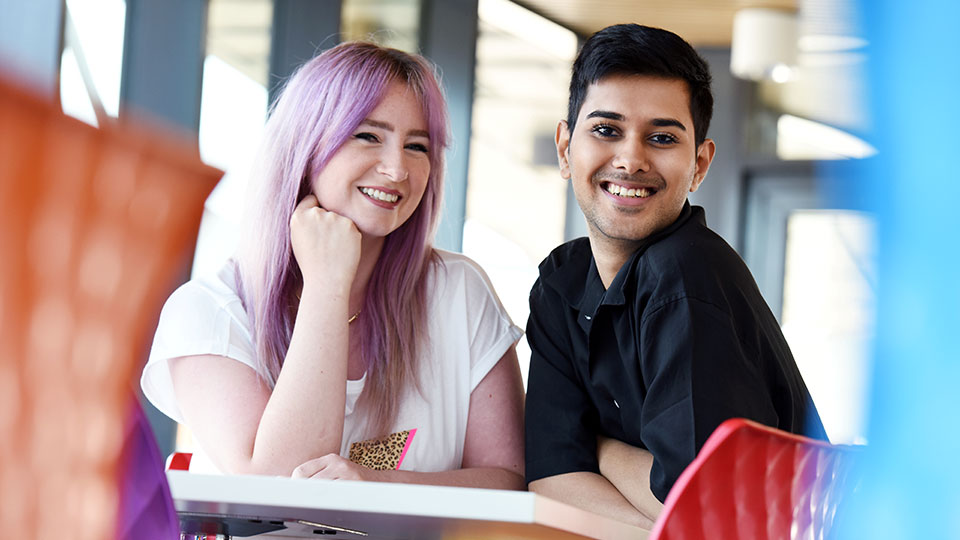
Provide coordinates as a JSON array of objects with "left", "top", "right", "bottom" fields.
[
  {"left": 290, "top": 194, "right": 362, "bottom": 290},
  {"left": 291, "top": 454, "right": 386, "bottom": 482}
]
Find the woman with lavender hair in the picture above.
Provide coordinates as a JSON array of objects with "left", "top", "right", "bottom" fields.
[{"left": 140, "top": 42, "right": 525, "bottom": 489}]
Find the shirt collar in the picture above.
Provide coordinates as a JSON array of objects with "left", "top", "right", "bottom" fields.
[
  {"left": 545, "top": 201, "right": 700, "bottom": 330},
  {"left": 604, "top": 201, "right": 697, "bottom": 305}
]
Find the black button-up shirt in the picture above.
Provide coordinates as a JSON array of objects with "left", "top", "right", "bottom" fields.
[{"left": 524, "top": 203, "right": 826, "bottom": 502}]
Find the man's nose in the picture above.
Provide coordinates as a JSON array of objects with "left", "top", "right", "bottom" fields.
[{"left": 610, "top": 139, "right": 650, "bottom": 175}]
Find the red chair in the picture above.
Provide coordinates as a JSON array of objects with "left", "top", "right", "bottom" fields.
[{"left": 649, "top": 418, "right": 861, "bottom": 540}]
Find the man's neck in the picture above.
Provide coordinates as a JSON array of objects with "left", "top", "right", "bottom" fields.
[{"left": 587, "top": 231, "right": 641, "bottom": 289}]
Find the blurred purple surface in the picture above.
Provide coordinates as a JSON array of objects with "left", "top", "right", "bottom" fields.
[{"left": 118, "top": 397, "right": 179, "bottom": 540}]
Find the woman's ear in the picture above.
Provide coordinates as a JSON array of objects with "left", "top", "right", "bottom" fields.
[{"left": 556, "top": 120, "right": 572, "bottom": 180}]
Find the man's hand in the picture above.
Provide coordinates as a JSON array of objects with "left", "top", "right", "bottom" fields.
[{"left": 596, "top": 436, "right": 663, "bottom": 521}]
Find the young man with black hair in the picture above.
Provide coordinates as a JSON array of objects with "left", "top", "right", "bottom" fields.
[{"left": 524, "top": 23, "right": 826, "bottom": 527}]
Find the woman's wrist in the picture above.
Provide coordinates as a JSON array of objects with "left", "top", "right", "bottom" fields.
[
  {"left": 298, "top": 280, "right": 351, "bottom": 307},
  {"left": 364, "top": 468, "right": 395, "bottom": 483}
]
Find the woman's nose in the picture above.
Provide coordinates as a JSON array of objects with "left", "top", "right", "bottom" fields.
[{"left": 376, "top": 147, "right": 409, "bottom": 182}]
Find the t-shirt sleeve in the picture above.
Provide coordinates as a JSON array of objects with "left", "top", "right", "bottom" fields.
[
  {"left": 639, "top": 296, "right": 779, "bottom": 502},
  {"left": 455, "top": 258, "right": 524, "bottom": 390},
  {"left": 524, "top": 278, "right": 601, "bottom": 484},
  {"left": 140, "top": 279, "right": 257, "bottom": 424}
]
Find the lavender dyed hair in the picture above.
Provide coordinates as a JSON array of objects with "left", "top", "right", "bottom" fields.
[{"left": 234, "top": 42, "right": 448, "bottom": 436}]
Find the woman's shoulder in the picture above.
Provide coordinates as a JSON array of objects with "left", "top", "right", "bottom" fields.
[
  {"left": 156, "top": 259, "right": 251, "bottom": 341},
  {"left": 430, "top": 249, "right": 497, "bottom": 293},
  {"left": 166, "top": 260, "right": 245, "bottom": 314},
  {"left": 427, "top": 249, "right": 517, "bottom": 329}
]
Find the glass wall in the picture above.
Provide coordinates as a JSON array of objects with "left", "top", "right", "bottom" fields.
[
  {"left": 59, "top": 0, "right": 126, "bottom": 125},
  {"left": 178, "top": 0, "right": 273, "bottom": 453},
  {"left": 341, "top": 0, "right": 421, "bottom": 52},
  {"left": 781, "top": 210, "right": 875, "bottom": 444},
  {"left": 192, "top": 0, "right": 272, "bottom": 280},
  {"left": 462, "top": 0, "right": 578, "bottom": 385}
]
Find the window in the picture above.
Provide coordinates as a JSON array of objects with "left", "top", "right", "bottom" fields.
[
  {"left": 59, "top": 0, "right": 126, "bottom": 125},
  {"left": 781, "top": 210, "right": 874, "bottom": 444},
  {"left": 192, "top": 0, "right": 272, "bottom": 279},
  {"left": 341, "top": 0, "right": 421, "bottom": 53},
  {"left": 744, "top": 170, "right": 874, "bottom": 444},
  {"left": 462, "top": 0, "right": 577, "bottom": 385}
]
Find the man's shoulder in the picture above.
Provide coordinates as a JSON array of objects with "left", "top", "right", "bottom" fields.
[
  {"left": 644, "top": 208, "right": 740, "bottom": 268},
  {"left": 529, "top": 238, "right": 593, "bottom": 312},
  {"left": 632, "top": 208, "right": 756, "bottom": 304},
  {"left": 537, "top": 237, "right": 592, "bottom": 279}
]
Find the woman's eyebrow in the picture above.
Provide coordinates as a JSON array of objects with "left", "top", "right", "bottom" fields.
[
  {"left": 362, "top": 119, "right": 394, "bottom": 131},
  {"left": 361, "top": 119, "right": 429, "bottom": 138}
]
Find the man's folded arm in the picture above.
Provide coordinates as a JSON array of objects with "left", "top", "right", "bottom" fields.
[
  {"left": 639, "top": 297, "right": 781, "bottom": 500},
  {"left": 528, "top": 472, "right": 655, "bottom": 529},
  {"left": 596, "top": 436, "right": 663, "bottom": 522}
]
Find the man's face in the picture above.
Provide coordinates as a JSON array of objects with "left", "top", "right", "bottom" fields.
[{"left": 557, "top": 74, "right": 715, "bottom": 245}]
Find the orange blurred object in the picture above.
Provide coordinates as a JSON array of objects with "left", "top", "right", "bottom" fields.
[{"left": 0, "top": 76, "right": 221, "bottom": 539}]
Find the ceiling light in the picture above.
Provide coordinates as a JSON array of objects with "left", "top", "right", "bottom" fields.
[
  {"left": 777, "top": 114, "right": 876, "bottom": 160},
  {"left": 731, "top": 8, "right": 798, "bottom": 81}
]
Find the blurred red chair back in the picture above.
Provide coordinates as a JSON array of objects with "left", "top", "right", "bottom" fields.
[
  {"left": 0, "top": 76, "right": 220, "bottom": 540},
  {"left": 649, "top": 418, "right": 861, "bottom": 540}
]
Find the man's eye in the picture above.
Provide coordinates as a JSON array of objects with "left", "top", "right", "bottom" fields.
[
  {"left": 406, "top": 142, "right": 429, "bottom": 153},
  {"left": 355, "top": 132, "right": 379, "bottom": 142},
  {"left": 650, "top": 133, "right": 679, "bottom": 145},
  {"left": 591, "top": 124, "right": 619, "bottom": 138}
]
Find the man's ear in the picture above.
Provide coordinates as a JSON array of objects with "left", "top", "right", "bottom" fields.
[
  {"left": 690, "top": 138, "right": 716, "bottom": 193},
  {"left": 556, "top": 120, "right": 572, "bottom": 180}
]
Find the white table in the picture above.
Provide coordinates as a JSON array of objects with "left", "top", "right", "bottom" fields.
[{"left": 168, "top": 471, "right": 650, "bottom": 539}]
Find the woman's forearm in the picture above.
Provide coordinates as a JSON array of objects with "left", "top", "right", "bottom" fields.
[
  {"left": 368, "top": 467, "right": 526, "bottom": 490},
  {"left": 245, "top": 284, "right": 351, "bottom": 475}
]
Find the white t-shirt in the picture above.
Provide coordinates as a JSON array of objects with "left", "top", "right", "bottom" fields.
[{"left": 141, "top": 250, "right": 522, "bottom": 474}]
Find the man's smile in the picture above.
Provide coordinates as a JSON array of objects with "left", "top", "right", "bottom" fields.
[{"left": 602, "top": 181, "right": 656, "bottom": 199}]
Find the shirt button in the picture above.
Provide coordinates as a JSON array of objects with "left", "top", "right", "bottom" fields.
[{"left": 614, "top": 399, "right": 620, "bottom": 408}]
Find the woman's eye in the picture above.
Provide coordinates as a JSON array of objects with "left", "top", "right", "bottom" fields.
[
  {"left": 650, "top": 133, "right": 679, "bottom": 145},
  {"left": 591, "top": 124, "right": 619, "bottom": 138},
  {"left": 355, "top": 132, "right": 379, "bottom": 143},
  {"left": 406, "top": 142, "right": 429, "bottom": 153}
]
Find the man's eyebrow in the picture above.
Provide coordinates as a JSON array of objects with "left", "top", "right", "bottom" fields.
[
  {"left": 585, "top": 110, "right": 624, "bottom": 121},
  {"left": 652, "top": 118, "right": 687, "bottom": 131},
  {"left": 362, "top": 119, "right": 429, "bottom": 138},
  {"left": 584, "top": 111, "right": 687, "bottom": 132}
]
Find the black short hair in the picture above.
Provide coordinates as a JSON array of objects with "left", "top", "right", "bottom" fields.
[{"left": 567, "top": 24, "right": 714, "bottom": 147}]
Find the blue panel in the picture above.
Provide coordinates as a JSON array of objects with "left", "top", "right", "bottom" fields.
[
  {"left": 120, "top": 0, "right": 207, "bottom": 134},
  {"left": 0, "top": 0, "right": 63, "bottom": 97},
  {"left": 837, "top": 2, "right": 960, "bottom": 537},
  {"left": 269, "top": 0, "right": 342, "bottom": 106},
  {"left": 419, "top": 0, "right": 478, "bottom": 252}
]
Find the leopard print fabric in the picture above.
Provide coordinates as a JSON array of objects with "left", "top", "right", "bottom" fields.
[{"left": 348, "top": 429, "right": 416, "bottom": 470}]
